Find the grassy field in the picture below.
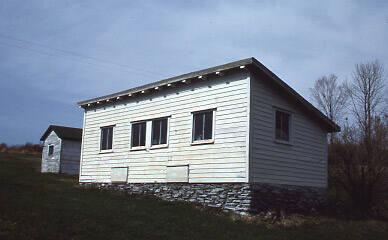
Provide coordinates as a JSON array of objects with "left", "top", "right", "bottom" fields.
[{"left": 0, "top": 152, "right": 387, "bottom": 240}]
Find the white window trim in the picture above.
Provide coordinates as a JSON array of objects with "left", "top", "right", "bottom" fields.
[
  {"left": 150, "top": 117, "right": 170, "bottom": 149},
  {"left": 273, "top": 107, "right": 293, "bottom": 145},
  {"left": 48, "top": 144, "right": 54, "bottom": 157},
  {"left": 190, "top": 108, "right": 216, "bottom": 145},
  {"left": 99, "top": 125, "right": 115, "bottom": 154},
  {"left": 100, "top": 149, "right": 114, "bottom": 154},
  {"left": 130, "top": 121, "right": 147, "bottom": 151},
  {"left": 130, "top": 116, "right": 171, "bottom": 151}
]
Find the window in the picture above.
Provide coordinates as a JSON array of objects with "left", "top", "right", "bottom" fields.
[
  {"left": 151, "top": 118, "right": 168, "bottom": 146},
  {"left": 192, "top": 110, "right": 214, "bottom": 142},
  {"left": 100, "top": 126, "right": 113, "bottom": 150},
  {"left": 131, "top": 122, "right": 146, "bottom": 148},
  {"left": 275, "top": 110, "right": 290, "bottom": 141},
  {"left": 48, "top": 145, "right": 54, "bottom": 156}
]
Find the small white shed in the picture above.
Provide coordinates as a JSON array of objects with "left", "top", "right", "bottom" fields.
[{"left": 40, "top": 125, "right": 82, "bottom": 175}]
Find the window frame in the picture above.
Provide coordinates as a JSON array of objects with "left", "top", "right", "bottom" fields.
[
  {"left": 273, "top": 108, "right": 292, "bottom": 145},
  {"left": 130, "top": 121, "right": 147, "bottom": 150},
  {"left": 48, "top": 144, "right": 54, "bottom": 157},
  {"left": 150, "top": 117, "right": 170, "bottom": 149},
  {"left": 99, "top": 125, "right": 114, "bottom": 153},
  {"left": 191, "top": 109, "right": 216, "bottom": 145}
]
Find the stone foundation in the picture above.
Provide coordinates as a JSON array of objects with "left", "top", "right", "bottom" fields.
[
  {"left": 250, "top": 183, "right": 327, "bottom": 214},
  {"left": 80, "top": 182, "right": 326, "bottom": 215}
]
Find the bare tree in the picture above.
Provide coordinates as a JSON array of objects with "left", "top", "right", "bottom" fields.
[
  {"left": 348, "top": 60, "right": 385, "bottom": 142},
  {"left": 310, "top": 74, "right": 348, "bottom": 142},
  {"left": 331, "top": 117, "right": 388, "bottom": 215},
  {"left": 330, "top": 60, "right": 387, "bottom": 216},
  {"left": 348, "top": 60, "right": 384, "bottom": 154}
]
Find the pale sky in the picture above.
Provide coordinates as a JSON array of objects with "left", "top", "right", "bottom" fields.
[{"left": 0, "top": 0, "right": 387, "bottom": 144}]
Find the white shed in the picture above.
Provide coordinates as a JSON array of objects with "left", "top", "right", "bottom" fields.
[
  {"left": 40, "top": 125, "right": 82, "bottom": 175},
  {"left": 77, "top": 57, "right": 339, "bottom": 214}
]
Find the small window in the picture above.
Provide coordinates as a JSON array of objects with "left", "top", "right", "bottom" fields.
[
  {"left": 151, "top": 118, "right": 168, "bottom": 146},
  {"left": 192, "top": 110, "right": 214, "bottom": 142},
  {"left": 100, "top": 126, "right": 113, "bottom": 150},
  {"left": 131, "top": 122, "right": 146, "bottom": 147},
  {"left": 48, "top": 145, "right": 54, "bottom": 156},
  {"left": 275, "top": 110, "right": 290, "bottom": 141}
]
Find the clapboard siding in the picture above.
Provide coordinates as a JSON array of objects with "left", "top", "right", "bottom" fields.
[
  {"left": 80, "top": 71, "right": 250, "bottom": 183},
  {"left": 249, "top": 74, "right": 328, "bottom": 187},
  {"left": 41, "top": 131, "right": 61, "bottom": 173},
  {"left": 60, "top": 140, "right": 81, "bottom": 175}
]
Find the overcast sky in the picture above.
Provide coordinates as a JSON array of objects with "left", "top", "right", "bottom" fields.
[{"left": 0, "top": 0, "right": 387, "bottom": 145}]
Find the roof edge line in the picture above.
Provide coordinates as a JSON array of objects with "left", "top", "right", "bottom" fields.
[
  {"left": 250, "top": 58, "right": 340, "bottom": 132},
  {"left": 77, "top": 57, "right": 254, "bottom": 106}
]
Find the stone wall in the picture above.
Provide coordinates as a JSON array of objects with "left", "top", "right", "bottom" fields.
[
  {"left": 80, "top": 182, "right": 326, "bottom": 215},
  {"left": 250, "top": 183, "right": 327, "bottom": 214}
]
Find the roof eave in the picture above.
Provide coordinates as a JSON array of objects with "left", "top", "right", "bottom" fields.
[
  {"left": 77, "top": 58, "right": 254, "bottom": 107},
  {"left": 249, "top": 58, "right": 340, "bottom": 133},
  {"left": 40, "top": 125, "right": 83, "bottom": 141},
  {"left": 77, "top": 57, "right": 340, "bottom": 133}
]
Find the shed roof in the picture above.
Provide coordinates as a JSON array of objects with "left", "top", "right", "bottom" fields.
[
  {"left": 77, "top": 57, "right": 340, "bottom": 132},
  {"left": 40, "top": 125, "right": 83, "bottom": 141}
]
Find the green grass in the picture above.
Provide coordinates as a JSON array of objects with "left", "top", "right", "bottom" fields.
[{"left": 0, "top": 152, "right": 387, "bottom": 240}]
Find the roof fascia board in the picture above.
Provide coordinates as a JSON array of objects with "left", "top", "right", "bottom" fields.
[
  {"left": 77, "top": 58, "right": 253, "bottom": 106},
  {"left": 250, "top": 58, "right": 340, "bottom": 132},
  {"left": 77, "top": 57, "right": 339, "bottom": 132}
]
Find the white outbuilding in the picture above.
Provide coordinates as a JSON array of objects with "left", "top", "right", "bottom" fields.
[{"left": 40, "top": 125, "right": 82, "bottom": 175}]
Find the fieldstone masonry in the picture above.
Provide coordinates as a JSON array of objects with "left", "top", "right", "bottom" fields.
[{"left": 80, "top": 182, "right": 326, "bottom": 215}]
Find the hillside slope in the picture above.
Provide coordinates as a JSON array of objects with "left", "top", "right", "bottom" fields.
[{"left": 0, "top": 153, "right": 387, "bottom": 240}]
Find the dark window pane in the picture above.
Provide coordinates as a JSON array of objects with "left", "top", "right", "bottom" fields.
[
  {"left": 101, "top": 128, "right": 105, "bottom": 150},
  {"left": 101, "top": 127, "right": 113, "bottom": 150},
  {"left": 139, "top": 123, "right": 146, "bottom": 146},
  {"left": 282, "top": 113, "right": 290, "bottom": 141},
  {"left": 100, "top": 128, "right": 105, "bottom": 150},
  {"left": 107, "top": 127, "right": 113, "bottom": 149},
  {"left": 204, "top": 111, "right": 213, "bottom": 140},
  {"left": 152, "top": 118, "right": 168, "bottom": 145},
  {"left": 132, "top": 124, "right": 139, "bottom": 147},
  {"left": 193, "top": 113, "right": 204, "bottom": 141},
  {"left": 132, "top": 122, "right": 146, "bottom": 147},
  {"left": 105, "top": 128, "right": 109, "bottom": 149},
  {"left": 275, "top": 111, "right": 282, "bottom": 139},
  {"left": 48, "top": 145, "right": 54, "bottom": 156},
  {"left": 152, "top": 120, "right": 160, "bottom": 145},
  {"left": 160, "top": 119, "right": 167, "bottom": 144},
  {"left": 193, "top": 110, "right": 213, "bottom": 142},
  {"left": 275, "top": 111, "right": 290, "bottom": 141}
]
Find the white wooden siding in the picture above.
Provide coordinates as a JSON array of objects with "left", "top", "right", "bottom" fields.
[
  {"left": 249, "top": 74, "right": 328, "bottom": 187},
  {"left": 41, "top": 131, "right": 61, "bottom": 173},
  {"left": 111, "top": 167, "right": 128, "bottom": 182},
  {"left": 80, "top": 71, "right": 250, "bottom": 183},
  {"left": 60, "top": 140, "right": 81, "bottom": 175}
]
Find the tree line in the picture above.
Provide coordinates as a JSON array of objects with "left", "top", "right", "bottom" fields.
[
  {"left": 0, "top": 143, "right": 42, "bottom": 154},
  {"left": 310, "top": 60, "right": 387, "bottom": 218}
]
